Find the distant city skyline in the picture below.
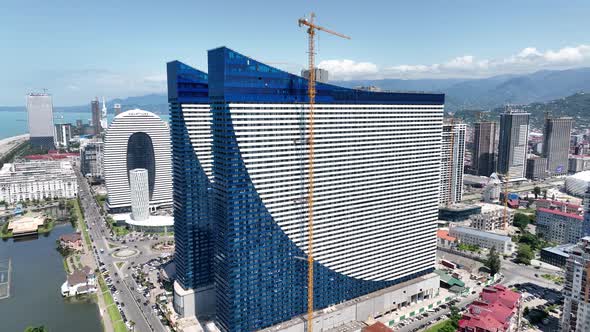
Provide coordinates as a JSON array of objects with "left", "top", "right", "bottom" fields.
[{"left": 2, "top": 0, "right": 590, "bottom": 105}]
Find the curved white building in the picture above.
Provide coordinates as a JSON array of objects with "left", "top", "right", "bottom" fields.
[
  {"left": 565, "top": 171, "right": 590, "bottom": 197},
  {"left": 104, "top": 109, "right": 172, "bottom": 212}
]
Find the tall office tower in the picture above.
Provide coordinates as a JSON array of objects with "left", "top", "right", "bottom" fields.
[
  {"left": 166, "top": 60, "right": 214, "bottom": 317},
  {"left": 103, "top": 109, "right": 172, "bottom": 213},
  {"left": 114, "top": 103, "right": 122, "bottom": 116},
  {"left": 26, "top": 93, "right": 55, "bottom": 150},
  {"left": 301, "top": 67, "right": 329, "bottom": 83},
  {"left": 205, "top": 47, "right": 443, "bottom": 331},
  {"left": 91, "top": 97, "right": 101, "bottom": 136},
  {"left": 440, "top": 121, "right": 466, "bottom": 205},
  {"left": 543, "top": 117, "right": 574, "bottom": 175},
  {"left": 54, "top": 123, "right": 72, "bottom": 148},
  {"left": 498, "top": 107, "right": 530, "bottom": 181},
  {"left": 472, "top": 121, "right": 498, "bottom": 176},
  {"left": 562, "top": 236, "right": 590, "bottom": 331}
]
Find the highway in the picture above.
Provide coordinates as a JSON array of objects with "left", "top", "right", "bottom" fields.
[{"left": 76, "top": 169, "right": 167, "bottom": 332}]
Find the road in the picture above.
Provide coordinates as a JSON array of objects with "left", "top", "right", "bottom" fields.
[
  {"left": 0, "top": 134, "right": 29, "bottom": 159},
  {"left": 76, "top": 169, "right": 167, "bottom": 332},
  {"left": 396, "top": 294, "right": 479, "bottom": 332}
]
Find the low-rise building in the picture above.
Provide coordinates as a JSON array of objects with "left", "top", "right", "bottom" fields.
[
  {"left": 60, "top": 266, "right": 97, "bottom": 297},
  {"left": 540, "top": 244, "right": 575, "bottom": 268},
  {"left": 536, "top": 207, "right": 584, "bottom": 244},
  {"left": 438, "top": 204, "right": 482, "bottom": 222},
  {"left": 458, "top": 285, "right": 521, "bottom": 332},
  {"left": 436, "top": 229, "right": 456, "bottom": 248},
  {"left": 6, "top": 214, "right": 46, "bottom": 237},
  {"left": 0, "top": 160, "right": 78, "bottom": 204},
  {"left": 449, "top": 226, "right": 515, "bottom": 255},
  {"left": 59, "top": 233, "right": 83, "bottom": 251},
  {"left": 469, "top": 203, "right": 513, "bottom": 231},
  {"left": 569, "top": 156, "right": 590, "bottom": 173},
  {"left": 536, "top": 199, "right": 582, "bottom": 215}
]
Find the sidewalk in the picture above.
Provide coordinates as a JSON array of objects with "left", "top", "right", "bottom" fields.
[{"left": 77, "top": 206, "right": 115, "bottom": 332}]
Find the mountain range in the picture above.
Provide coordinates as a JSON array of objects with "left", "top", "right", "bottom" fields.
[
  {"left": 2, "top": 67, "right": 590, "bottom": 120},
  {"left": 333, "top": 67, "right": 590, "bottom": 112}
]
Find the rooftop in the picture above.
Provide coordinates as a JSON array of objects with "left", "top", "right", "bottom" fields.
[
  {"left": 536, "top": 199, "right": 581, "bottom": 210},
  {"left": 541, "top": 244, "right": 576, "bottom": 257},
  {"left": 59, "top": 233, "right": 82, "bottom": 243},
  {"left": 436, "top": 229, "right": 457, "bottom": 242},
  {"left": 537, "top": 207, "right": 583, "bottom": 220},
  {"left": 450, "top": 226, "right": 512, "bottom": 242},
  {"left": 361, "top": 322, "right": 391, "bottom": 332}
]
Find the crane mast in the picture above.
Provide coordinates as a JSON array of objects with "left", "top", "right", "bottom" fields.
[{"left": 298, "top": 13, "right": 350, "bottom": 332}]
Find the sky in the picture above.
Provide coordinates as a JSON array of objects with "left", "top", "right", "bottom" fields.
[{"left": 1, "top": 0, "right": 590, "bottom": 105}]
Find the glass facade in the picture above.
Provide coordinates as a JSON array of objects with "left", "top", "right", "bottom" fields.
[
  {"left": 167, "top": 61, "right": 214, "bottom": 291},
  {"left": 126, "top": 132, "right": 156, "bottom": 199},
  {"left": 208, "top": 47, "right": 441, "bottom": 331},
  {"left": 169, "top": 49, "right": 444, "bottom": 332}
]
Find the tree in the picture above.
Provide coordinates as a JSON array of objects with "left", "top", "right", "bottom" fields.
[
  {"left": 533, "top": 186, "right": 541, "bottom": 199},
  {"left": 513, "top": 213, "right": 530, "bottom": 230},
  {"left": 486, "top": 246, "right": 502, "bottom": 276},
  {"left": 542, "top": 189, "right": 548, "bottom": 199},
  {"left": 24, "top": 326, "right": 48, "bottom": 332},
  {"left": 519, "top": 232, "right": 542, "bottom": 251},
  {"left": 449, "top": 306, "right": 462, "bottom": 328},
  {"left": 516, "top": 244, "right": 534, "bottom": 265},
  {"left": 523, "top": 307, "right": 530, "bottom": 316}
]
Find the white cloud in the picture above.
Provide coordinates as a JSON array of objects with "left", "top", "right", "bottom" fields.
[
  {"left": 317, "top": 59, "right": 378, "bottom": 80},
  {"left": 323, "top": 44, "right": 590, "bottom": 80}
]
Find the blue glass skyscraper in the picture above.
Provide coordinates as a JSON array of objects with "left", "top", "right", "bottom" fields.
[
  {"left": 169, "top": 48, "right": 445, "bottom": 332},
  {"left": 167, "top": 61, "right": 213, "bottom": 293}
]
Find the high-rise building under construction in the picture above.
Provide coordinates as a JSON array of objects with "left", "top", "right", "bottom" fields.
[{"left": 169, "top": 48, "right": 444, "bottom": 332}]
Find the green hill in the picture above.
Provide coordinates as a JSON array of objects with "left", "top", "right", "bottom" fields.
[{"left": 453, "top": 92, "right": 590, "bottom": 130}]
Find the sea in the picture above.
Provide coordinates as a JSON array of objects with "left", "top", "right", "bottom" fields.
[{"left": 0, "top": 111, "right": 170, "bottom": 140}]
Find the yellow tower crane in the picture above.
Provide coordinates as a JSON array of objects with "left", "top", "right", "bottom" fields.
[{"left": 298, "top": 13, "right": 350, "bottom": 332}]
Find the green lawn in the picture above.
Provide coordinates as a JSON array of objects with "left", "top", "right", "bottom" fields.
[
  {"left": 98, "top": 275, "right": 127, "bottom": 332},
  {"left": 423, "top": 319, "right": 454, "bottom": 332},
  {"left": 70, "top": 199, "right": 91, "bottom": 247}
]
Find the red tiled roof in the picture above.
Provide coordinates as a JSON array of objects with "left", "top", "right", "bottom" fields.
[
  {"left": 459, "top": 313, "right": 504, "bottom": 331},
  {"left": 459, "top": 285, "right": 520, "bottom": 332},
  {"left": 536, "top": 199, "right": 581, "bottom": 210},
  {"left": 437, "top": 229, "right": 456, "bottom": 242},
  {"left": 362, "top": 322, "right": 392, "bottom": 332},
  {"left": 537, "top": 207, "right": 583, "bottom": 220}
]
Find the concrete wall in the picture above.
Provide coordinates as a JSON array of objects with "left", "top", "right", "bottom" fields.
[{"left": 261, "top": 274, "right": 440, "bottom": 332}]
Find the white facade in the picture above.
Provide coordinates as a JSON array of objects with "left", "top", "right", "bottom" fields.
[
  {"left": 228, "top": 103, "right": 443, "bottom": 281},
  {"left": 440, "top": 122, "right": 466, "bottom": 205},
  {"left": 26, "top": 93, "right": 54, "bottom": 137},
  {"left": 130, "top": 168, "right": 149, "bottom": 221},
  {"left": 566, "top": 171, "right": 590, "bottom": 197},
  {"left": 562, "top": 237, "right": 590, "bottom": 332},
  {"left": 0, "top": 160, "right": 78, "bottom": 204},
  {"left": 54, "top": 123, "right": 72, "bottom": 148},
  {"left": 104, "top": 109, "right": 172, "bottom": 211},
  {"left": 449, "top": 226, "right": 514, "bottom": 255}
]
